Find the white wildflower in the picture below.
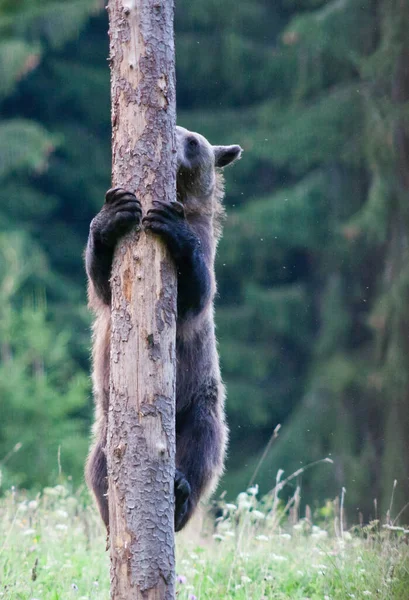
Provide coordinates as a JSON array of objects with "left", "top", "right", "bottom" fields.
[
  {"left": 280, "top": 533, "right": 291, "bottom": 540},
  {"left": 241, "top": 576, "right": 252, "bottom": 584},
  {"left": 311, "top": 530, "right": 328, "bottom": 540},
  {"left": 55, "top": 509, "right": 68, "bottom": 519},
  {"left": 383, "top": 524, "right": 409, "bottom": 533},
  {"left": 225, "top": 503, "right": 237, "bottom": 511},
  {"left": 23, "top": 529, "right": 36, "bottom": 536},
  {"left": 55, "top": 524, "right": 68, "bottom": 531},
  {"left": 247, "top": 484, "right": 259, "bottom": 496},
  {"left": 224, "top": 531, "right": 235, "bottom": 537},
  {"left": 251, "top": 510, "right": 265, "bottom": 520},
  {"left": 271, "top": 554, "right": 287, "bottom": 562},
  {"left": 54, "top": 485, "right": 66, "bottom": 496},
  {"left": 237, "top": 492, "right": 249, "bottom": 505},
  {"left": 362, "top": 592, "right": 372, "bottom": 596},
  {"left": 255, "top": 535, "right": 269, "bottom": 542},
  {"left": 28, "top": 501, "right": 38, "bottom": 510},
  {"left": 218, "top": 520, "right": 233, "bottom": 531},
  {"left": 43, "top": 487, "right": 59, "bottom": 497}
]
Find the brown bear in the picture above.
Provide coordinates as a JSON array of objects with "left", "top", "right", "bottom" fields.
[{"left": 85, "top": 126, "right": 242, "bottom": 530}]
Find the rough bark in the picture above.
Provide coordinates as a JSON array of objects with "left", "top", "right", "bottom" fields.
[{"left": 106, "top": 1, "right": 177, "bottom": 598}]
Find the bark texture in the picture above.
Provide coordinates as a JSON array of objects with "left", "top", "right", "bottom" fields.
[{"left": 107, "top": 0, "right": 177, "bottom": 598}]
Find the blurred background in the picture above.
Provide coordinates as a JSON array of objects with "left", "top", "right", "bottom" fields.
[{"left": 1, "top": 0, "right": 409, "bottom": 522}]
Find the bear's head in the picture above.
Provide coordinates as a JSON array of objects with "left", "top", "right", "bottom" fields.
[{"left": 176, "top": 126, "right": 242, "bottom": 207}]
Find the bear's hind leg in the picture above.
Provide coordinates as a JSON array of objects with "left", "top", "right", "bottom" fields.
[
  {"left": 175, "top": 382, "right": 226, "bottom": 531},
  {"left": 85, "top": 442, "right": 109, "bottom": 529}
]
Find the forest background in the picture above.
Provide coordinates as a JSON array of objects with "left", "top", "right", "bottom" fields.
[{"left": 1, "top": 0, "right": 409, "bottom": 523}]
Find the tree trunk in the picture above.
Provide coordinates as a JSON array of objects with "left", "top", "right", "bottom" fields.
[{"left": 106, "top": 1, "right": 177, "bottom": 598}]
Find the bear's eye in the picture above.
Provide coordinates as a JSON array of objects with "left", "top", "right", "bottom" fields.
[{"left": 187, "top": 137, "right": 199, "bottom": 149}]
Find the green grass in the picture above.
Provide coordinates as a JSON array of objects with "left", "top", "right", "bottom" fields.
[{"left": 1, "top": 484, "right": 409, "bottom": 599}]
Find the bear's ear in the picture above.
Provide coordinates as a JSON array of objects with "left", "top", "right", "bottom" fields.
[{"left": 214, "top": 145, "right": 242, "bottom": 168}]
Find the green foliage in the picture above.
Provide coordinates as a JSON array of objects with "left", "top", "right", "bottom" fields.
[
  {"left": 0, "top": 0, "right": 99, "bottom": 48},
  {"left": 0, "top": 119, "right": 56, "bottom": 178},
  {"left": 0, "top": 233, "right": 89, "bottom": 488},
  {"left": 0, "top": 40, "right": 40, "bottom": 99}
]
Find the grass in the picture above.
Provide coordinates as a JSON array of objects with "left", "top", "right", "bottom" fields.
[{"left": 1, "top": 482, "right": 409, "bottom": 599}]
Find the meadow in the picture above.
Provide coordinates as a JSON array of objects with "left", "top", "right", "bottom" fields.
[{"left": 1, "top": 480, "right": 409, "bottom": 600}]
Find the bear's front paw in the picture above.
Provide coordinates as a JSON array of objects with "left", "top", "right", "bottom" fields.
[
  {"left": 143, "top": 200, "right": 195, "bottom": 261},
  {"left": 90, "top": 187, "right": 142, "bottom": 247},
  {"left": 174, "top": 468, "right": 191, "bottom": 532}
]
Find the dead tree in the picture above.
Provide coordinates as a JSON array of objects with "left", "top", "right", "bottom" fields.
[{"left": 106, "top": 0, "right": 177, "bottom": 598}]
